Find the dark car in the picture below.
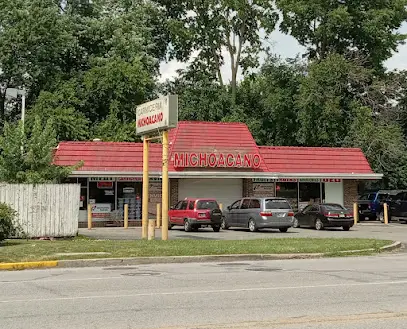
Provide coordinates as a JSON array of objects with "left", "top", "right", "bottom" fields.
[
  {"left": 293, "top": 203, "right": 354, "bottom": 231},
  {"left": 378, "top": 191, "right": 407, "bottom": 223},
  {"left": 168, "top": 198, "right": 223, "bottom": 232}
]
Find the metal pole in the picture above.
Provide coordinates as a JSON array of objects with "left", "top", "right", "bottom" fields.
[
  {"left": 384, "top": 203, "right": 389, "bottom": 225},
  {"left": 124, "top": 204, "right": 129, "bottom": 229},
  {"left": 353, "top": 203, "right": 358, "bottom": 226},
  {"left": 142, "top": 137, "right": 149, "bottom": 239},
  {"left": 87, "top": 204, "right": 92, "bottom": 230},
  {"left": 161, "top": 130, "right": 169, "bottom": 241},
  {"left": 156, "top": 203, "right": 161, "bottom": 228}
]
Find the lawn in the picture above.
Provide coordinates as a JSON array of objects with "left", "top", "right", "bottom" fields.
[{"left": 0, "top": 237, "right": 392, "bottom": 263}]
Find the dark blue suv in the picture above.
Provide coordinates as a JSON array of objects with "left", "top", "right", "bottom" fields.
[{"left": 357, "top": 190, "right": 402, "bottom": 220}]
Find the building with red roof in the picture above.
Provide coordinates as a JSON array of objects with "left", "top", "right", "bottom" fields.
[{"left": 54, "top": 121, "right": 381, "bottom": 226}]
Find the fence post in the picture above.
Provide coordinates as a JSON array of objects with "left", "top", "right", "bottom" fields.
[
  {"left": 124, "top": 204, "right": 129, "bottom": 229},
  {"left": 148, "top": 219, "right": 155, "bottom": 240},
  {"left": 384, "top": 203, "right": 389, "bottom": 225},
  {"left": 156, "top": 203, "right": 161, "bottom": 228},
  {"left": 353, "top": 203, "right": 358, "bottom": 226},
  {"left": 87, "top": 204, "right": 92, "bottom": 230}
]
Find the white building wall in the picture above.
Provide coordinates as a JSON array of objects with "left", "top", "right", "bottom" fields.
[{"left": 324, "top": 182, "right": 344, "bottom": 206}]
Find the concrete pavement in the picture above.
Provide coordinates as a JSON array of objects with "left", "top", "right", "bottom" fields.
[
  {"left": 1, "top": 254, "right": 407, "bottom": 328},
  {"left": 80, "top": 222, "right": 407, "bottom": 244}
]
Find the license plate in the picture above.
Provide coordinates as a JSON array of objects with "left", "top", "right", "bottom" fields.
[
  {"left": 340, "top": 214, "right": 345, "bottom": 218},
  {"left": 277, "top": 213, "right": 285, "bottom": 217}
]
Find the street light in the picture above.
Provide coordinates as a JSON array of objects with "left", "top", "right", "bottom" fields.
[{"left": 5, "top": 87, "right": 26, "bottom": 126}]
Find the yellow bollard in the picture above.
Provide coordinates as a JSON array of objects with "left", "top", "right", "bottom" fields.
[
  {"left": 219, "top": 203, "right": 223, "bottom": 211},
  {"left": 156, "top": 203, "right": 161, "bottom": 228},
  {"left": 384, "top": 203, "right": 389, "bottom": 225},
  {"left": 87, "top": 204, "right": 92, "bottom": 230},
  {"left": 353, "top": 203, "right": 358, "bottom": 226},
  {"left": 148, "top": 219, "right": 155, "bottom": 240},
  {"left": 124, "top": 204, "right": 129, "bottom": 229}
]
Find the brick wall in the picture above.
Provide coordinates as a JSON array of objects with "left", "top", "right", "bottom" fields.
[
  {"left": 170, "top": 178, "right": 179, "bottom": 207},
  {"left": 243, "top": 179, "right": 275, "bottom": 197},
  {"left": 243, "top": 179, "right": 253, "bottom": 197},
  {"left": 343, "top": 180, "right": 358, "bottom": 209}
]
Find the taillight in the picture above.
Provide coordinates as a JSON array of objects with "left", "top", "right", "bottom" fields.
[
  {"left": 346, "top": 213, "right": 353, "bottom": 217},
  {"left": 260, "top": 212, "right": 273, "bottom": 217},
  {"left": 288, "top": 212, "right": 294, "bottom": 217},
  {"left": 198, "top": 212, "right": 207, "bottom": 218},
  {"left": 324, "top": 212, "right": 339, "bottom": 217}
]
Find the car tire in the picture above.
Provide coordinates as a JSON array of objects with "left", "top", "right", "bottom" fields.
[
  {"left": 342, "top": 226, "right": 350, "bottom": 231},
  {"left": 212, "top": 225, "right": 221, "bottom": 232},
  {"left": 293, "top": 218, "right": 300, "bottom": 228},
  {"left": 279, "top": 227, "right": 289, "bottom": 233},
  {"left": 379, "top": 211, "right": 384, "bottom": 223},
  {"left": 248, "top": 219, "right": 258, "bottom": 232},
  {"left": 184, "top": 219, "right": 192, "bottom": 232},
  {"left": 221, "top": 217, "right": 229, "bottom": 230},
  {"left": 315, "top": 218, "right": 324, "bottom": 231}
]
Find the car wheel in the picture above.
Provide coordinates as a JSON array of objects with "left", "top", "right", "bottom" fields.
[
  {"left": 279, "top": 227, "right": 289, "bottom": 233},
  {"left": 221, "top": 217, "right": 229, "bottom": 230},
  {"left": 379, "top": 211, "right": 384, "bottom": 223},
  {"left": 342, "top": 226, "right": 350, "bottom": 231},
  {"left": 184, "top": 219, "right": 192, "bottom": 232},
  {"left": 212, "top": 225, "right": 221, "bottom": 232},
  {"left": 315, "top": 218, "right": 324, "bottom": 231},
  {"left": 293, "top": 218, "right": 300, "bottom": 228},
  {"left": 248, "top": 219, "right": 258, "bottom": 232}
]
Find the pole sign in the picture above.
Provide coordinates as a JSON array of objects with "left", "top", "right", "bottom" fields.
[
  {"left": 136, "top": 95, "right": 178, "bottom": 135},
  {"left": 173, "top": 152, "right": 262, "bottom": 169}
]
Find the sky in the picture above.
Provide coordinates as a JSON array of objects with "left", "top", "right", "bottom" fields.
[{"left": 159, "top": 22, "right": 407, "bottom": 83}]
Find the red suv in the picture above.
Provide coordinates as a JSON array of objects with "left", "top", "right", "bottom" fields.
[{"left": 168, "top": 198, "right": 223, "bottom": 232}]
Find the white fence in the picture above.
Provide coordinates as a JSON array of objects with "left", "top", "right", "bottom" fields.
[{"left": 0, "top": 184, "right": 80, "bottom": 238}]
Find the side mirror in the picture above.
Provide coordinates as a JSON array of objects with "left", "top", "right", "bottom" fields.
[
  {"left": 170, "top": 206, "right": 174, "bottom": 210},
  {"left": 227, "top": 206, "right": 231, "bottom": 211}
]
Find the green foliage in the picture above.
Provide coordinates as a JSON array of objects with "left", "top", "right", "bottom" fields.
[
  {"left": 275, "top": 0, "right": 407, "bottom": 70},
  {"left": 0, "top": 203, "right": 18, "bottom": 242},
  {"left": 0, "top": 117, "right": 78, "bottom": 183}
]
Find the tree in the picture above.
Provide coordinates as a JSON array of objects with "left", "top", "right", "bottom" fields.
[
  {"left": 275, "top": 0, "right": 407, "bottom": 70},
  {"left": 0, "top": 117, "right": 78, "bottom": 183},
  {"left": 0, "top": 0, "right": 73, "bottom": 123},
  {"left": 238, "top": 56, "right": 305, "bottom": 146},
  {"left": 159, "top": 0, "right": 278, "bottom": 102}
]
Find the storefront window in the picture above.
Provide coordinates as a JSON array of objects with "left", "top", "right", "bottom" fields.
[
  {"left": 299, "top": 182, "right": 321, "bottom": 211},
  {"left": 117, "top": 182, "right": 142, "bottom": 220},
  {"left": 276, "top": 182, "right": 298, "bottom": 211},
  {"left": 89, "top": 182, "right": 115, "bottom": 220}
]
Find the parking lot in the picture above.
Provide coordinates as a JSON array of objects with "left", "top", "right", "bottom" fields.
[{"left": 80, "top": 222, "right": 407, "bottom": 245}]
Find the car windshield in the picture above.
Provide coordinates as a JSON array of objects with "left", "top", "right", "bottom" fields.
[
  {"left": 323, "top": 204, "right": 345, "bottom": 211},
  {"left": 196, "top": 200, "right": 219, "bottom": 210},
  {"left": 264, "top": 199, "right": 291, "bottom": 209},
  {"left": 359, "top": 193, "right": 375, "bottom": 201},
  {"left": 378, "top": 193, "right": 390, "bottom": 201}
]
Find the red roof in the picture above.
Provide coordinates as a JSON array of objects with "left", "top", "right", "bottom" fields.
[
  {"left": 259, "top": 146, "right": 374, "bottom": 174},
  {"left": 53, "top": 121, "right": 375, "bottom": 175},
  {"left": 54, "top": 142, "right": 163, "bottom": 172},
  {"left": 168, "top": 121, "right": 268, "bottom": 171}
]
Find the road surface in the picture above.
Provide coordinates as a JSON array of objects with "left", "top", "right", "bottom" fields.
[{"left": 1, "top": 254, "right": 407, "bottom": 329}]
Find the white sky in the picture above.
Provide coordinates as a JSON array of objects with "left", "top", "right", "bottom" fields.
[{"left": 159, "top": 22, "right": 407, "bottom": 83}]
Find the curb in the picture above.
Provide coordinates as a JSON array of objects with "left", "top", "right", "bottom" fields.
[
  {"left": 0, "top": 241, "right": 402, "bottom": 271},
  {"left": 0, "top": 260, "right": 58, "bottom": 271}
]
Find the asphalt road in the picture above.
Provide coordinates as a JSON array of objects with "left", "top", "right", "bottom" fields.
[
  {"left": 80, "top": 222, "right": 407, "bottom": 244},
  {"left": 1, "top": 254, "right": 407, "bottom": 329}
]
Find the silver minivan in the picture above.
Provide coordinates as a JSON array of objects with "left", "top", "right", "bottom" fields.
[{"left": 222, "top": 197, "right": 294, "bottom": 232}]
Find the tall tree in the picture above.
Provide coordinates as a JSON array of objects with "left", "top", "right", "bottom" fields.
[
  {"left": 275, "top": 0, "right": 407, "bottom": 70},
  {"left": 0, "top": 0, "right": 73, "bottom": 123},
  {"left": 159, "top": 0, "right": 278, "bottom": 102}
]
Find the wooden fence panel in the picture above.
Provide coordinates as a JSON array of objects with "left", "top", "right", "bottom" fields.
[{"left": 0, "top": 184, "right": 79, "bottom": 238}]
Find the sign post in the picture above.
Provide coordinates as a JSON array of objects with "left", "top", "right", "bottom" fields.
[{"left": 136, "top": 95, "right": 178, "bottom": 241}]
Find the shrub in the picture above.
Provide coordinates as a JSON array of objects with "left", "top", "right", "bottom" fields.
[{"left": 0, "top": 203, "right": 18, "bottom": 242}]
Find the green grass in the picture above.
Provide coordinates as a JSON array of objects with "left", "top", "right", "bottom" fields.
[{"left": 0, "top": 237, "right": 392, "bottom": 263}]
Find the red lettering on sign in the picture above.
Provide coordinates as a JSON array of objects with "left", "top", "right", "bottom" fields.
[
  {"left": 235, "top": 154, "right": 242, "bottom": 167},
  {"left": 218, "top": 154, "right": 226, "bottom": 167},
  {"left": 243, "top": 154, "right": 252, "bottom": 167},
  {"left": 137, "top": 112, "right": 164, "bottom": 128},
  {"left": 190, "top": 153, "right": 198, "bottom": 166},
  {"left": 226, "top": 154, "right": 234, "bottom": 167},
  {"left": 208, "top": 153, "right": 217, "bottom": 167},
  {"left": 174, "top": 153, "right": 184, "bottom": 167},
  {"left": 199, "top": 153, "right": 207, "bottom": 167}
]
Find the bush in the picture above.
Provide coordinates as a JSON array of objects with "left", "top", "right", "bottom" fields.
[{"left": 0, "top": 203, "right": 18, "bottom": 242}]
